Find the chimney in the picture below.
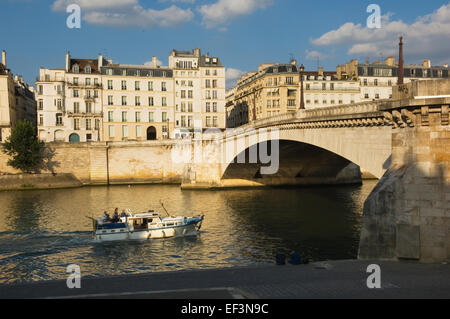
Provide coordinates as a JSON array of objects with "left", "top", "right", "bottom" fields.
[
  {"left": 444, "top": 64, "right": 449, "bottom": 68},
  {"left": 152, "top": 56, "right": 159, "bottom": 68},
  {"left": 1, "top": 50, "right": 6, "bottom": 68},
  {"left": 398, "top": 36, "right": 404, "bottom": 85},
  {"left": 194, "top": 48, "right": 201, "bottom": 57},
  {"left": 318, "top": 67, "right": 324, "bottom": 77},
  {"left": 65, "top": 52, "right": 71, "bottom": 72},
  {"left": 290, "top": 59, "right": 297, "bottom": 66},
  {"left": 423, "top": 59, "right": 431, "bottom": 68},
  {"left": 98, "top": 54, "right": 104, "bottom": 69}
]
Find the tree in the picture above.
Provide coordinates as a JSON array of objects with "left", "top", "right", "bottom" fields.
[{"left": 2, "top": 120, "right": 45, "bottom": 173}]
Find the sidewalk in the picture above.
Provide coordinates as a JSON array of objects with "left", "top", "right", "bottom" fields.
[{"left": 0, "top": 260, "right": 449, "bottom": 299}]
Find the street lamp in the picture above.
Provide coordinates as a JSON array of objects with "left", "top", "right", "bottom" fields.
[{"left": 299, "top": 64, "right": 305, "bottom": 110}]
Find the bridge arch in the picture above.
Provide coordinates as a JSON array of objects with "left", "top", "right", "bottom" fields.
[{"left": 219, "top": 126, "right": 391, "bottom": 181}]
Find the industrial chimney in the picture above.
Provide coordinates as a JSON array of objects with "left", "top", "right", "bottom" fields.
[{"left": 397, "top": 37, "right": 404, "bottom": 85}]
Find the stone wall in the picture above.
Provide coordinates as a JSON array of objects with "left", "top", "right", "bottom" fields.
[
  {"left": 359, "top": 94, "right": 450, "bottom": 263},
  {"left": 0, "top": 173, "right": 82, "bottom": 191}
]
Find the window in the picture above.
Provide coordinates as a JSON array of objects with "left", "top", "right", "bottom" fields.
[
  {"left": 188, "top": 81, "right": 193, "bottom": 87},
  {"left": 94, "top": 90, "right": 98, "bottom": 98},
  {"left": 181, "top": 102, "right": 186, "bottom": 112},
  {"left": 135, "top": 81, "right": 140, "bottom": 91},
  {"left": 86, "top": 119, "right": 92, "bottom": 130},
  {"left": 73, "top": 90, "right": 79, "bottom": 98},
  {"left": 86, "top": 78, "right": 91, "bottom": 86},
  {"left": 86, "top": 90, "right": 92, "bottom": 98},
  {"left": 188, "top": 90, "right": 193, "bottom": 99},
  {"left": 205, "top": 70, "right": 210, "bottom": 76},
  {"left": 108, "top": 111, "right": 114, "bottom": 122},
  {"left": 72, "top": 65, "right": 79, "bottom": 73},
  {"left": 73, "top": 77, "right": 79, "bottom": 85},
  {"left": 181, "top": 90, "right": 186, "bottom": 98},
  {"left": 94, "top": 78, "right": 99, "bottom": 85},
  {"left": 374, "top": 79, "right": 378, "bottom": 86},
  {"left": 39, "top": 114, "right": 44, "bottom": 126},
  {"left": 38, "top": 99, "right": 43, "bottom": 110},
  {"left": 85, "top": 66, "right": 91, "bottom": 74},
  {"left": 74, "top": 118, "right": 80, "bottom": 130},
  {"left": 135, "top": 112, "right": 141, "bottom": 122},
  {"left": 162, "top": 112, "right": 167, "bottom": 122},
  {"left": 122, "top": 112, "right": 127, "bottom": 122},
  {"left": 188, "top": 116, "right": 193, "bottom": 128},
  {"left": 181, "top": 116, "right": 186, "bottom": 127},
  {"left": 162, "top": 97, "right": 167, "bottom": 107},
  {"left": 363, "top": 79, "right": 368, "bottom": 86},
  {"left": 206, "top": 103, "right": 210, "bottom": 112},
  {"left": 213, "top": 80, "right": 217, "bottom": 88},
  {"left": 149, "top": 97, "right": 154, "bottom": 106},
  {"left": 206, "top": 79, "right": 211, "bottom": 88},
  {"left": 38, "top": 85, "right": 43, "bottom": 95},
  {"left": 122, "top": 126, "right": 128, "bottom": 138},
  {"left": 74, "top": 102, "right": 80, "bottom": 113},
  {"left": 57, "top": 99, "right": 63, "bottom": 110},
  {"left": 162, "top": 82, "right": 167, "bottom": 91},
  {"left": 95, "top": 119, "right": 99, "bottom": 130},
  {"left": 330, "top": 83, "right": 335, "bottom": 90},
  {"left": 56, "top": 114, "right": 63, "bottom": 126},
  {"left": 213, "top": 102, "right": 217, "bottom": 113},
  {"left": 135, "top": 96, "right": 141, "bottom": 106},
  {"left": 213, "top": 116, "right": 218, "bottom": 127},
  {"left": 322, "top": 83, "right": 327, "bottom": 90},
  {"left": 109, "top": 126, "right": 115, "bottom": 138},
  {"left": 108, "top": 80, "right": 113, "bottom": 90},
  {"left": 148, "top": 81, "right": 153, "bottom": 91},
  {"left": 121, "top": 81, "right": 127, "bottom": 90},
  {"left": 288, "top": 99, "right": 296, "bottom": 107},
  {"left": 136, "top": 126, "right": 142, "bottom": 138},
  {"left": 206, "top": 116, "right": 211, "bottom": 127},
  {"left": 108, "top": 96, "right": 113, "bottom": 105},
  {"left": 212, "top": 91, "right": 217, "bottom": 99},
  {"left": 122, "top": 96, "right": 127, "bottom": 106},
  {"left": 149, "top": 112, "right": 154, "bottom": 122},
  {"left": 286, "top": 77, "right": 294, "bottom": 85},
  {"left": 188, "top": 102, "right": 193, "bottom": 113},
  {"left": 86, "top": 102, "right": 92, "bottom": 113}
]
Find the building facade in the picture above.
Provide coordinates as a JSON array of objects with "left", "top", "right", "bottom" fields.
[
  {"left": 337, "top": 57, "right": 449, "bottom": 101},
  {"left": 36, "top": 48, "right": 226, "bottom": 142},
  {"left": 0, "top": 50, "right": 37, "bottom": 142},
  {"left": 229, "top": 62, "right": 300, "bottom": 127}
]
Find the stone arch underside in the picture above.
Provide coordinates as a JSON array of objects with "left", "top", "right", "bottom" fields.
[{"left": 220, "top": 126, "right": 391, "bottom": 185}]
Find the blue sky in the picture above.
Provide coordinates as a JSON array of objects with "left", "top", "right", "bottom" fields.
[{"left": 1, "top": 0, "right": 449, "bottom": 88}]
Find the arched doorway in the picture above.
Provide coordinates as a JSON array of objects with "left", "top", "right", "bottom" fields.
[
  {"left": 69, "top": 133, "right": 80, "bottom": 143},
  {"left": 147, "top": 126, "right": 157, "bottom": 140}
]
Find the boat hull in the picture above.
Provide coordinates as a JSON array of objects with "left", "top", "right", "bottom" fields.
[{"left": 94, "top": 223, "right": 199, "bottom": 241}]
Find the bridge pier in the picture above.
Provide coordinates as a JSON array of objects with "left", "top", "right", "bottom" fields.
[{"left": 359, "top": 81, "right": 450, "bottom": 263}]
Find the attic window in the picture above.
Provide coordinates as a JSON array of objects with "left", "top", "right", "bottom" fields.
[
  {"left": 72, "top": 64, "right": 79, "bottom": 73},
  {"left": 85, "top": 65, "right": 92, "bottom": 74}
]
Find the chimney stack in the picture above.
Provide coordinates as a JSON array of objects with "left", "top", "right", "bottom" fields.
[
  {"left": 98, "top": 54, "right": 104, "bottom": 69},
  {"left": 423, "top": 59, "right": 431, "bottom": 68},
  {"left": 65, "top": 52, "right": 71, "bottom": 72},
  {"left": 1, "top": 50, "right": 6, "bottom": 68},
  {"left": 152, "top": 56, "right": 159, "bottom": 68},
  {"left": 398, "top": 36, "right": 404, "bottom": 85},
  {"left": 318, "top": 67, "right": 324, "bottom": 77}
]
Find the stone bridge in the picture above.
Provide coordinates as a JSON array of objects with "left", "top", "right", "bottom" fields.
[{"left": 181, "top": 101, "right": 392, "bottom": 189}]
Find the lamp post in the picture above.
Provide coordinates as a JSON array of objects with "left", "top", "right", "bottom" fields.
[{"left": 299, "top": 64, "right": 305, "bottom": 110}]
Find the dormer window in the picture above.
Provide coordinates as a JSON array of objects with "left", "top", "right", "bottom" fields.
[
  {"left": 85, "top": 65, "right": 91, "bottom": 74},
  {"left": 72, "top": 64, "right": 79, "bottom": 73}
]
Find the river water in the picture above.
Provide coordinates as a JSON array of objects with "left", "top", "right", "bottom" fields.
[{"left": 0, "top": 181, "right": 377, "bottom": 284}]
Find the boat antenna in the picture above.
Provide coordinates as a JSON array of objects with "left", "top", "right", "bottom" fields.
[{"left": 159, "top": 200, "right": 172, "bottom": 217}]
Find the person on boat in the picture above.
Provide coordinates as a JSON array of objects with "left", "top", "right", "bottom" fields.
[
  {"left": 112, "top": 211, "right": 120, "bottom": 223},
  {"left": 102, "top": 212, "right": 111, "bottom": 223}
]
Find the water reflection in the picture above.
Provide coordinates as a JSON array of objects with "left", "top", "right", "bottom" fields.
[{"left": 0, "top": 181, "right": 377, "bottom": 284}]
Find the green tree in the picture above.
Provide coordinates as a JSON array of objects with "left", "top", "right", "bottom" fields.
[{"left": 2, "top": 120, "right": 45, "bottom": 173}]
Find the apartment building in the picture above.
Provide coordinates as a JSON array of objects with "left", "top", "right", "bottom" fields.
[
  {"left": 230, "top": 61, "right": 300, "bottom": 126},
  {"left": 337, "top": 57, "right": 449, "bottom": 101},
  {"left": 303, "top": 67, "right": 361, "bottom": 108},
  {"left": 101, "top": 58, "right": 174, "bottom": 142},
  {"left": 0, "top": 50, "right": 37, "bottom": 142},
  {"left": 169, "top": 49, "right": 226, "bottom": 139},
  {"left": 36, "top": 53, "right": 104, "bottom": 142}
]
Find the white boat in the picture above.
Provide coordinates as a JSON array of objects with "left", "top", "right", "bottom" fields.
[{"left": 92, "top": 210, "right": 204, "bottom": 241}]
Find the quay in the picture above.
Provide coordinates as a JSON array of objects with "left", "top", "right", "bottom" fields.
[{"left": 1, "top": 260, "right": 449, "bottom": 299}]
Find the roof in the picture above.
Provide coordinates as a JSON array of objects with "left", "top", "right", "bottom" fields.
[
  {"left": 69, "top": 59, "right": 100, "bottom": 74},
  {"left": 199, "top": 55, "right": 223, "bottom": 67}
]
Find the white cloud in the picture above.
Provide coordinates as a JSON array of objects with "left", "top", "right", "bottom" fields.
[
  {"left": 226, "top": 68, "right": 245, "bottom": 89},
  {"left": 52, "top": 0, "right": 194, "bottom": 28},
  {"left": 199, "top": 0, "right": 273, "bottom": 28},
  {"left": 311, "top": 3, "right": 450, "bottom": 64}
]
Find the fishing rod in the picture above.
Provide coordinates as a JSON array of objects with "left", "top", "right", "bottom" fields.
[{"left": 159, "top": 200, "right": 173, "bottom": 218}]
